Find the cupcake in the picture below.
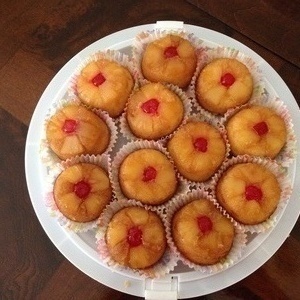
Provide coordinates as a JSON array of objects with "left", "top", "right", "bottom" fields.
[
  {"left": 53, "top": 162, "right": 112, "bottom": 223},
  {"left": 125, "top": 82, "right": 185, "bottom": 140},
  {"left": 105, "top": 206, "right": 167, "bottom": 269},
  {"left": 118, "top": 148, "right": 178, "bottom": 205},
  {"left": 141, "top": 34, "right": 197, "bottom": 88},
  {"left": 171, "top": 198, "right": 235, "bottom": 265},
  {"left": 76, "top": 57, "right": 134, "bottom": 117},
  {"left": 196, "top": 58, "right": 253, "bottom": 114},
  {"left": 226, "top": 105, "right": 288, "bottom": 159},
  {"left": 215, "top": 162, "right": 281, "bottom": 225},
  {"left": 167, "top": 121, "right": 227, "bottom": 182},
  {"left": 46, "top": 104, "right": 110, "bottom": 160}
]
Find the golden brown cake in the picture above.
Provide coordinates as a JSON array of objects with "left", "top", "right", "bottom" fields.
[
  {"left": 46, "top": 105, "right": 110, "bottom": 160},
  {"left": 54, "top": 163, "right": 112, "bottom": 222},
  {"left": 141, "top": 34, "right": 197, "bottom": 88},
  {"left": 106, "top": 206, "right": 166, "bottom": 269},
  {"left": 172, "top": 198, "right": 234, "bottom": 265},
  {"left": 76, "top": 58, "right": 134, "bottom": 117},
  {"left": 167, "top": 121, "right": 226, "bottom": 182},
  {"left": 126, "top": 82, "right": 184, "bottom": 140},
  {"left": 119, "top": 148, "right": 177, "bottom": 205},
  {"left": 226, "top": 105, "right": 287, "bottom": 159},
  {"left": 196, "top": 58, "right": 253, "bottom": 114},
  {"left": 216, "top": 163, "right": 281, "bottom": 225}
]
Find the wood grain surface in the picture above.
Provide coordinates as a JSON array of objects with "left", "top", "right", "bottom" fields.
[{"left": 0, "top": 0, "right": 299, "bottom": 299}]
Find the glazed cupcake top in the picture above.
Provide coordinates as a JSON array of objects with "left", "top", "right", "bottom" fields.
[
  {"left": 196, "top": 58, "right": 253, "bottom": 114},
  {"left": 126, "top": 82, "right": 184, "bottom": 140},
  {"left": 141, "top": 34, "right": 197, "bottom": 88},
  {"left": 54, "top": 163, "right": 112, "bottom": 222},
  {"left": 216, "top": 162, "right": 281, "bottom": 225},
  {"left": 172, "top": 198, "right": 235, "bottom": 265},
  {"left": 118, "top": 148, "right": 178, "bottom": 205},
  {"left": 46, "top": 104, "right": 110, "bottom": 160},
  {"left": 76, "top": 58, "right": 134, "bottom": 117},
  {"left": 226, "top": 105, "right": 287, "bottom": 159},
  {"left": 105, "top": 206, "right": 166, "bottom": 269},
  {"left": 167, "top": 121, "right": 227, "bottom": 182}
]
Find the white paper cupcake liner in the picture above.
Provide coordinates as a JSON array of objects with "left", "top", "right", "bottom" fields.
[
  {"left": 111, "top": 140, "right": 189, "bottom": 206},
  {"left": 165, "top": 189, "right": 247, "bottom": 273},
  {"left": 189, "top": 46, "right": 264, "bottom": 119},
  {"left": 211, "top": 155, "right": 292, "bottom": 233},
  {"left": 132, "top": 29, "right": 205, "bottom": 88},
  {"left": 95, "top": 199, "right": 178, "bottom": 278},
  {"left": 40, "top": 98, "right": 118, "bottom": 168},
  {"left": 119, "top": 81, "right": 192, "bottom": 142},
  {"left": 44, "top": 154, "right": 112, "bottom": 232}
]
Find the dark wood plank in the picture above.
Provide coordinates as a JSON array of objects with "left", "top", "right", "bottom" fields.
[{"left": 187, "top": 0, "right": 300, "bottom": 67}]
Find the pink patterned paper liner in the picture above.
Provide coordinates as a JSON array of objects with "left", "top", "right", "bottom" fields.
[
  {"left": 132, "top": 29, "right": 205, "bottom": 88},
  {"left": 44, "top": 154, "right": 113, "bottom": 232},
  {"left": 68, "top": 49, "right": 139, "bottom": 117},
  {"left": 119, "top": 80, "right": 192, "bottom": 143},
  {"left": 40, "top": 98, "right": 118, "bottom": 168},
  {"left": 111, "top": 140, "right": 190, "bottom": 206},
  {"left": 165, "top": 189, "right": 247, "bottom": 273},
  {"left": 210, "top": 155, "right": 293, "bottom": 233},
  {"left": 95, "top": 199, "right": 178, "bottom": 278},
  {"left": 220, "top": 95, "right": 297, "bottom": 168},
  {"left": 189, "top": 46, "right": 264, "bottom": 120},
  {"left": 165, "top": 114, "right": 231, "bottom": 189}
]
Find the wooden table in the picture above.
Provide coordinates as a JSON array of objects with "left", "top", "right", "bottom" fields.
[{"left": 1, "top": 0, "right": 299, "bottom": 299}]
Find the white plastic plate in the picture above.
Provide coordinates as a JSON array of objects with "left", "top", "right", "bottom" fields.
[{"left": 25, "top": 21, "right": 300, "bottom": 299}]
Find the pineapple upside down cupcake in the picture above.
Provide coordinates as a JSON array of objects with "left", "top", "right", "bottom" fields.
[
  {"left": 76, "top": 58, "right": 134, "bottom": 117},
  {"left": 141, "top": 34, "right": 197, "bottom": 88},
  {"left": 46, "top": 104, "right": 110, "bottom": 160},
  {"left": 105, "top": 206, "right": 167, "bottom": 269},
  {"left": 126, "top": 82, "right": 185, "bottom": 140},
  {"left": 172, "top": 198, "right": 235, "bottom": 265},
  {"left": 53, "top": 163, "right": 112, "bottom": 222},
  {"left": 196, "top": 58, "right": 253, "bottom": 114},
  {"left": 226, "top": 105, "right": 287, "bottom": 159},
  {"left": 118, "top": 148, "right": 178, "bottom": 205},
  {"left": 167, "top": 121, "right": 227, "bottom": 182},
  {"left": 216, "top": 162, "right": 281, "bottom": 225}
]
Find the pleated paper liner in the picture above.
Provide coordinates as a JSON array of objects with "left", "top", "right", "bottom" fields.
[
  {"left": 165, "top": 188, "right": 247, "bottom": 274},
  {"left": 44, "top": 154, "right": 112, "bottom": 232},
  {"left": 210, "top": 155, "right": 292, "bottom": 233},
  {"left": 95, "top": 199, "right": 178, "bottom": 278}
]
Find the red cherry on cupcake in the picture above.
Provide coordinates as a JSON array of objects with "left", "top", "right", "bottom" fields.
[
  {"left": 164, "top": 46, "right": 178, "bottom": 58},
  {"left": 92, "top": 72, "right": 106, "bottom": 86},
  {"left": 73, "top": 180, "right": 91, "bottom": 199},
  {"left": 127, "top": 226, "right": 143, "bottom": 247},
  {"left": 245, "top": 185, "right": 263, "bottom": 202},
  {"left": 142, "top": 166, "right": 157, "bottom": 182},
  {"left": 141, "top": 98, "right": 159, "bottom": 115},
  {"left": 197, "top": 215, "right": 213, "bottom": 234},
  {"left": 193, "top": 137, "right": 208, "bottom": 152},
  {"left": 63, "top": 119, "right": 77, "bottom": 134},
  {"left": 220, "top": 73, "right": 235, "bottom": 87},
  {"left": 253, "top": 121, "right": 269, "bottom": 136}
]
